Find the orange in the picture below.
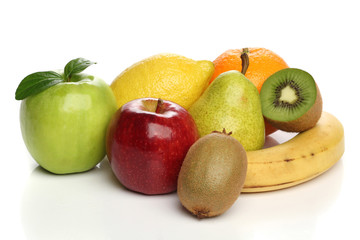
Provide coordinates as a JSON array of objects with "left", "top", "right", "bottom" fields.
[{"left": 210, "top": 48, "right": 289, "bottom": 135}]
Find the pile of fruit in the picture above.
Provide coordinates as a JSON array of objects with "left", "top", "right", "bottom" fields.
[{"left": 15, "top": 48, "right": 345, "bottom": 219}]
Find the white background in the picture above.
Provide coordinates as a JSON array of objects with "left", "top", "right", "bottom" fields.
[{"left": 1, "top": 0, "right": 359, "bottom": 239}]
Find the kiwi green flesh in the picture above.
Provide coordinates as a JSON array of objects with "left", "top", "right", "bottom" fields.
[
  {"left": 265, "top": 84, "right": 322, "bottom": 132},
  {"left": 260, "top": 68, "right": 317, "bottom": 122}
]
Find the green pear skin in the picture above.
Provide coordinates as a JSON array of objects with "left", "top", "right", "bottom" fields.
[{"left": 188, "top": 70, "right": 265, "bottom": 151}]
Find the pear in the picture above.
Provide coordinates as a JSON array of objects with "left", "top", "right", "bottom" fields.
[{"left": 188, "top": 70, "right": 265, "bottom": 150}]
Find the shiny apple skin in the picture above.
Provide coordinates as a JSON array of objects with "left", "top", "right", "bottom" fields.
[
  {"left": 20, "top": 75, "right": 118, "bottom": 174},
  {"left": 106, "top": 98, "right": 199, "bottom": 195}
]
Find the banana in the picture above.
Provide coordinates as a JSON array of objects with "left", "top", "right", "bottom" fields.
[{"left": 242, "top": 112, "right": 345, "bottom": 193}]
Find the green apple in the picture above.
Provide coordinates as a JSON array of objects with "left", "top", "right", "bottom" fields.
[{"left": 16, "top": 58, "right": 118, "bottom": 174}]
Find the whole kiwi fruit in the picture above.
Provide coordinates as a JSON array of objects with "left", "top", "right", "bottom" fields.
[
  {"left": 177, "top": 129, "right": 247, "bottom": 218},
  {"left": 260, "top": 68, "right": 322, "bottom": 132}
]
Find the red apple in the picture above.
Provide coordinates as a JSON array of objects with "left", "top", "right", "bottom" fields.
[{"left": 106, "top": 98, "right": 199, "bottom": 195}]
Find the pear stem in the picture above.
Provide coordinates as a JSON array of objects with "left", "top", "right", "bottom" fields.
[{"left": 241, "top": 48, "right": 250, "bottom": 75}]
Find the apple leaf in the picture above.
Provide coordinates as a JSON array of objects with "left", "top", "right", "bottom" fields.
[
  {"left": 15, "top": 71, "right": 64, "bottom": 100},
  {"left": 15, "top": 58, "right": 97, "bottom": 100},
  {"left": 64, "top": 58, "right": 96, "bottom": 81}
]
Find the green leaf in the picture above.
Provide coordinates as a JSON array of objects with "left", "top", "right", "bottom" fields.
[
  {"left": 64, "top": 58, "right": 96, "bottom": 81},
  {"left": 15, "top": 57, "right": 96, "bottom": 100},
  {"left": 15, "top": 71, "right": 64, "bottom": 100}
]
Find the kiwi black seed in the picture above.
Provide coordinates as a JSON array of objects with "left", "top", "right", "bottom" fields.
[
  {"left": 177, "top": 129, "right": 247, "bottom": 219},
  {"left": 260, "top": 68, "right": 322, "bottom": 132}
]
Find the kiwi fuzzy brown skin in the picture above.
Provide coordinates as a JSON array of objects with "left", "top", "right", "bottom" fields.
[
  {"left": 177, "top": 130, "right": 247, "bottom": 219},
  {"left": 265, "top": 84, "right": 323, "bottom": 132}
]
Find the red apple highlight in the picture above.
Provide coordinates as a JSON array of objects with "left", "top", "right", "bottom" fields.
[{"left": 106, "top": 98, "right": 199, "bottom": 195}]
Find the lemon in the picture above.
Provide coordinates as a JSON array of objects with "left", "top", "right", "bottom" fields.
[{"left": 110, "top": 53, "right": 214, "bottom": 109}]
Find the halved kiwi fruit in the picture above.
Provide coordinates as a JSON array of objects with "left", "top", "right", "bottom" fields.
[{"left": 260, "top": 68, "right": 322, "bottom": 132}]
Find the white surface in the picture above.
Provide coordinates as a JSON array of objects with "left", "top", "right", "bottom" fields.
[{"left": 1, "top": 0, "right": 359, "bottom": 239}]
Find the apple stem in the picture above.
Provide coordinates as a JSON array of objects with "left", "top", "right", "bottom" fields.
[
  {"left": 241, "top": 48, "right": 250, "bottom": 75},
  {"left": 155, "top": 98, "right": 164, "bottom": 113}
]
